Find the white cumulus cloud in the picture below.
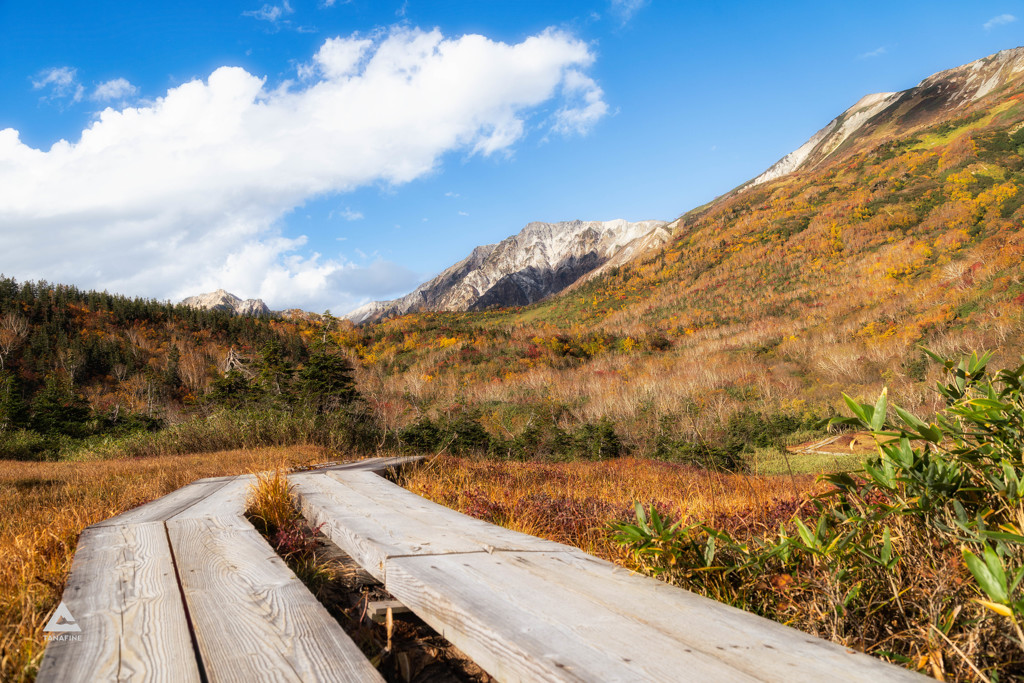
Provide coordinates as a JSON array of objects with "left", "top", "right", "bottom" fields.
[{"left": 0, "top": 27, "right": 605, "bottom": 314}]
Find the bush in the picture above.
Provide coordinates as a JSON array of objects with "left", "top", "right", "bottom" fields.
[
  {"left": 80, "top": 406, "right": 381, "bottom": 459},
  {"left": 572, "top": 418, "right": 622, "bottom": 460},
  {"left": 0, "top": 429, "right": 68, "bottom": 461},
  {"left": 613, "top": 350, "right": 1024, "bottom": 678}
]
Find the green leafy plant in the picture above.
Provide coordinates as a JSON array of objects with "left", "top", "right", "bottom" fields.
[{"left": 612, "top": 350, "right": 1024, "bottom": 677}]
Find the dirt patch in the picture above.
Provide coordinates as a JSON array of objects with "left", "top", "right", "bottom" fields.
[{"left": 788, "top": 431, "right": 893, "bottom": 456}]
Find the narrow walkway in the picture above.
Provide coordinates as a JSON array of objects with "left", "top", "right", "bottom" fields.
[
  {"left": 35, "top": 457, "right": 418, "bottom": 683},
  {"left": 291, "top": 467, "right": 925, "bottom": 682},
  {"left": 39, "top": 455, "right": 925, "bottom": 682}
]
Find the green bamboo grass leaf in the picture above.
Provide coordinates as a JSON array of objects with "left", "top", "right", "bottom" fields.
[
  {"left": 842, "top": 393, "right": 871, "bottom": 426},
  {"left": 704, "top": 536, "right": 716, "bottom": 567},
  {"left": 793, "top": 518, "right": 817, "bottom": 549},
  {"left": 964, "top": 548, "right": 1009, "bottom": 603},
  {"left": 893, "top": 405, "right": 942, "bottom": 442},
  {"left": 871, "top": 388, "right": 888, "bottom": 433}
]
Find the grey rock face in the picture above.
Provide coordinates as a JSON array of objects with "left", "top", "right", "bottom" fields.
[
  {"left": 347, "top": 219, "right": 668, "bottom": 323},
  {"left": 180, "top": 289, "right": 272, "bottom": 317}
]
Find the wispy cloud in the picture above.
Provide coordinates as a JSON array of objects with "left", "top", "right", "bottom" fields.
[
  {"left": 1, "top": 27, "right": 605, "bottom": 313},
  {"left": 857, "top": 46, "right": 887, "bottom": 60},
  {"left": 91, "top": 78, "right": 138, "bottom": 103},
  {"left": 609, "top": 0, "right": 647, "bottom": 24},
  {"left": 444, "top": 191, "right": 460, "bottom": 198},
  {"left": 243, "top": 1, "right": 293, "bottom": 25},
  {"left": 458, "top": 210, "right": 469, "bottom": 216},
  {"left": 31, "top": 66, "right": 84, "bottom": 103},
  {"left": 984, "top": 13, "right": 1017, "bottom": 30},
  {"left": 331, "top": 207, "right": 363, "bottom": 221}
]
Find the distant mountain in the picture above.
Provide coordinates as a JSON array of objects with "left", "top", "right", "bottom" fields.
[
  {"left": 748, "top": 47, "right": 1024, "bottom": 188},
  {"left": 180, "top": 289, "right": 272, "bottom": 317},
  {"left": 347, "top": 219, "right": 668, "bottom": 323}
]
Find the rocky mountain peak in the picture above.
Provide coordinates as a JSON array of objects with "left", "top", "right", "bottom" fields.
[
  {"left": 347, "top": 219, "right": 668, "bottom": 323},
  {"left": 180, "top": 289, "right": 272, "bottom": 317},
  {"left": 748, "top": 45, "right": 1024, "bottom": 189}
]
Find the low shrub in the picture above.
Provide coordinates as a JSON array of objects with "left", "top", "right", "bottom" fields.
[{"left": 613, "top": 351, "right": 1024, "bottom": 678}]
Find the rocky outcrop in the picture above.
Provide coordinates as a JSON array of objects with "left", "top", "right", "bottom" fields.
[
  {"left": 347, "top": 219, "right": 668, "bottom": 323},
  {"left": 180, "top": 289, "right": 272, "bottom": 317}
]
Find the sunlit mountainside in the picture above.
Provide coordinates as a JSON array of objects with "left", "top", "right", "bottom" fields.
[{"left": 327, "top": 46, "right": 1024, "bottom": 457}]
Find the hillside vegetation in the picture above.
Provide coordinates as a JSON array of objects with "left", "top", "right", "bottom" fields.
[{"left": 326, "top": 77, "right": 1024, "bottom": 466}]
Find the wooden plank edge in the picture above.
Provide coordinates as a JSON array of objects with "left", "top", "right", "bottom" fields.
[{"left": 90, "top": 478, "right": 238, "bottom": 528}]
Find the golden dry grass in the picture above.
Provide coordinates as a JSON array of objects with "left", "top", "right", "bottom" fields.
[
  {"left": 403, "top": 455, "right": 820, "bottom": 562},
  {"left": 0, "top": 445, "right": 334, "bottom": 682}
]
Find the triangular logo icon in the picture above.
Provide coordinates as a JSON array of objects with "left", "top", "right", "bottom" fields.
[{"left": 44, "top": 602, "right": 81, "bottom": 633}]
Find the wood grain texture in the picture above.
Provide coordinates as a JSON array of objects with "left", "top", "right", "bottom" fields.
[
  {"left": 167, "top": 475, "right": 255, "bottom": 528},
  {"left": 91, "top": 479, "right": 237, "bottom": 528},
  {"left": 36, "top": 522, "right": 201, "bottom": 683},
  {"left": 314, "top": 455, "right": 426, "bottom": 473},
  {"left": 290, "top": 470, "right": 569, "bottom": 581},
  {"left": 166, "top": 516, "right": 383, "bottom": 683},
  {"left": 385, "top": 552, "right": 925, "bottom": 682}
]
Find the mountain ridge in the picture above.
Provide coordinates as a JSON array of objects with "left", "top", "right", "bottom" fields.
[
  {"left": 347, "top": 218, "right": 668, "bottom": 323},
  {"left": 180, "top": 289, "right": 272, "bottom": 317},
  {"left": 748, "top": 46, "right": 1024, "bottom": 189}
]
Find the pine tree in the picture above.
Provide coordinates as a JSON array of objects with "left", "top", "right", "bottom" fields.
[
  {"left": 297, "top": 349, "right": 359, "bottom": 414},
  {"left": 30, "top": 374, "right": 91, "bottom": 436}
]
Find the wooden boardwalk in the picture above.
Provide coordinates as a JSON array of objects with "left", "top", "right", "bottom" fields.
[
  {"left": 40, "top": 456, "right": 924, "bottom": 682},
  {"left": 35, "top": 457, "right": 419, "bottom": 683}
]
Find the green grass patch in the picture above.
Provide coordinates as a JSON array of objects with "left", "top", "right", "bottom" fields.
[
  {"left": 913, "top": 101, "right": 1014, "bottom": 150},
  {"left": 745, "top": 446, "right": 863, "bottom": 476}
]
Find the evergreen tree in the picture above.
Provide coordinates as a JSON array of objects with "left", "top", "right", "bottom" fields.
[
  {"left": 31, "top": 374, "right": 91, "bottom": 436},
  {"left": 256, "top": 339, "right": 293, "bottom": 397},
  {"left": 207, "top": 370, "right": 261, "bottom": 409},
  {"left": 296, "top": 349, "right": 359, "bottom": 413},
  {"left": 163, "top": 344, "right": 182, "bottom": 394},
  {"left": 0, "top": 371, "right": 28, "bottom": 431}
]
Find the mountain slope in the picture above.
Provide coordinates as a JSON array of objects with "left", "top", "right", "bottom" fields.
[
  {"left": 749, "top": 47, "right": 1024, "bottom": 188},
  {"left": 332, "top": 44, "right": 1024, "bottom": 454},
  {"left": 347, "top": 219, "right": 667, "bottom": 322}
]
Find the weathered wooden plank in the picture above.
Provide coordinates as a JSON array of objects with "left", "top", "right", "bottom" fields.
[
  {"left": 166, "top": 516, "right": 383, "bottom": 683},
  {"left": 316, "top": 455, "right": 426, "bottom": 473},
  {"left": 491, "top": 551, "right": 927, "bottom": 681},
  {"left": 385, "top": 551, "right": 924, "bottom": 682},
  {"left": 37, "top": 522, "right": 201, "bottom": 683},
  {"left": 90, "top": 479, "right": 237, "bottom": 527},
  {"left": 366, "top": 600, "right": 411, "bottom": 623},
  {"left": 191, "top": 474, "right": 245, "bottom": 484},
  {"left": 290, "top": 470, "right": 568, "bottom": 581},
  {"left": 167, "top": 475, "right": 256, "bottom": 528}
]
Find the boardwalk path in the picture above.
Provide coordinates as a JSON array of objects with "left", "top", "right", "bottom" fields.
[{"left": 39, "top": 456, "right": 924, "bottom": 682}]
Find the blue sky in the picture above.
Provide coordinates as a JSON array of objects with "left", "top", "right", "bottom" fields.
[{"left": 1, "top": 1, "right": 1022, "bottom": 313}]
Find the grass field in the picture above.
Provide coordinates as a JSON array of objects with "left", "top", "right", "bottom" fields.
[
  {"left": 402, "top": 455, "right": 821, "bottom": 561},
  {"left": 0, "top": 446, "right": 335, "bottom": 683}
]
